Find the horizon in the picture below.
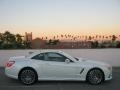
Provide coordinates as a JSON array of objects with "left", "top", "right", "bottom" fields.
[
  {"left": 0, "top": 0, "right": 120, "bottom": 38},
  {"left": 1, "top": 30, "right": 120, "bottom": 41}
]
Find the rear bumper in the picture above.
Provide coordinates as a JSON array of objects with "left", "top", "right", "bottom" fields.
[{"left": 5, "top": 67, "right": 18, "bottom": 79}]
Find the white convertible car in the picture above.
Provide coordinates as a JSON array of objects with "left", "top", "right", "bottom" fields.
[{"left": 5, "top": 50, "right": 112, "bottom": 85}]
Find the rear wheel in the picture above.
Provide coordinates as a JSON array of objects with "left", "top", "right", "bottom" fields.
[
  {"left": 19, "top": 68, "right": 37, "bottom": 85},
  {"left": 87, "top": 69, "right": 104, "bottom": 85}
]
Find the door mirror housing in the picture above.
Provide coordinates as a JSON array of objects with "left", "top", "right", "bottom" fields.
[{"left": 65, "top": 59, "right": 70, "bottom": 64}]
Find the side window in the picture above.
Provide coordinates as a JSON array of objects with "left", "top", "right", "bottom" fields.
[
  {"left": 31, "top": 53, "right": 44, "bottom": 60},
  {"left": 45, "top": 52, "right": 67, "bottom": 62}
]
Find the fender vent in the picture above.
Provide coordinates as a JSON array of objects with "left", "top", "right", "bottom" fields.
[{"left": 80, "top": 68, "right": 84, "bottom": 74}]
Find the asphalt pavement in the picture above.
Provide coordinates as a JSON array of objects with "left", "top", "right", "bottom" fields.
[{"left": 0, "top": 67, "right": 120, "bottom": 90}]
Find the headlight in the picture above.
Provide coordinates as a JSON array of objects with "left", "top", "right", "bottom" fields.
[
  {"left": 107, "top": 66, "right": 112, "bottom": 71},
  {"left": 104, "top": 64, "right": 112, "bottom": 71}
]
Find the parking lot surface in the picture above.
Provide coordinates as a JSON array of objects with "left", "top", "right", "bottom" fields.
[{"left": 0, "top": 67, "right": 120, "bottom": 90}]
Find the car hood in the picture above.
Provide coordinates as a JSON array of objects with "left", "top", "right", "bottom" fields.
[{"left": 77, "top": 58, "right": 110, "bottom": 66}]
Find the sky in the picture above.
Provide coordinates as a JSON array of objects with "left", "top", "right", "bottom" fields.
[{"left": 0, "top": 0, "right": 120, "bottom": 38}]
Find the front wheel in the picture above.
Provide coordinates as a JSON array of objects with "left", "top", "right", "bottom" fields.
[
  {"left": 87, "top": 69, "right": 104, "bottom": 85},
  {"left": 19, "top": 69, "right": 37, "bottom": 85}
]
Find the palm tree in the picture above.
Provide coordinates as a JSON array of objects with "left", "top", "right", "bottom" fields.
[
  {"left": 102, "top": 36, "right": 104, "bottom": 41},
  {"left": 53, "top": 36, "right": 55, "bottom": 40},
  {"left": 61, "top": 34, "right": 63, "bottom": 38},
  {"left": 73, "top": 37, "right": 76, "bottom": 41},
  {"left": 112, "top": 35, "right": 117, "bottom": 42},
  {"left": 65, "top": 34, "right": 67, "bottom": 38},
  {"left": 45, "top": 37, "right": 48, "bottom": 40},
  {"left": 106, "top": 36, "right": 108, "bottom": 40},
  {"left": 99, "top": 35, "right": 101, "bottom": 39},
  {"left": 96, "top": 35, "right": 98, "bottom": 39},
  {"left": 109, "top": 35, "right": 112, "bottom": 40},
  {"left": 88, "top": 36, "right": 92, "bottom": 41}
]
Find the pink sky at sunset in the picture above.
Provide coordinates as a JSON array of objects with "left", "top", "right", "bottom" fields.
[{"left": 0, "top": 0, "right": 120, "bottom": 39}]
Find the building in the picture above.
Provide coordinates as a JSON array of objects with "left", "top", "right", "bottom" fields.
[
  {"left": 31, "top": 38, "right": 46, "bottom": 49},
  {"left": 49, "top": 41, "right": 92, "bottom": 49},
  {"left": 31, "top": 38, "right": 92, "bottom": 49},
  {"left": 25, "top": 32, "right": 32, "bottom": 42}
]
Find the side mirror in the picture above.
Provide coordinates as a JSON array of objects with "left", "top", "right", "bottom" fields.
[{"left": 65, "top": 59, "right": 70, "bottom": 64}]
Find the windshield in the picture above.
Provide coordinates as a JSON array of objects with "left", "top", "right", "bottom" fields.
[{"left": 74, "top": 57, "right": 79, "bottom": 61}]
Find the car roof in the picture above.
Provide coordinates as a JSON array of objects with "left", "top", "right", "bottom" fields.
[
  {"left": 37, "top": 50, "right": 63, "bottom": 53},
  {"left": 27, "top": 50, "right": 63, "bottom": 58},
  {"left": 27, "top": 50, "right": 77, "bottom": 62}
]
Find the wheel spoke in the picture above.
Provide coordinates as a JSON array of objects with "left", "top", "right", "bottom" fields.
[
  {"left": 88, "top": 69, "right": 103, "bottom": 84},
  {"left": 20, "top": 69, "right": 36, "bottom": 84}
]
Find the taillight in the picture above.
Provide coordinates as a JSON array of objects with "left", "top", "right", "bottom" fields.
[{"left": 6, "top": 61, "right": 15, "bottom": 67}]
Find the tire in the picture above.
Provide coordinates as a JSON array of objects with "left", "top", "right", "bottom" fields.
[
  {"left": 87, "top": 68, "right": 104, "bottom": 85},
  {"left": 19, "top": 68, "right": 37, "bottom": 85}
]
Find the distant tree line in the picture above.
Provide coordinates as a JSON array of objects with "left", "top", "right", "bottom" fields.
[
  {"left": 89, "top": 35, "right": 120, "bottom": 48},
  {"left": 0, "top": 31, "right": 120, "bottom": 49},
  {"left": 0, "top": 31, "right": 31, "bottom": 49},
  {"left": 46, "top": 39, "right": 60, "bottom": 45},
  {"left": 41, "top": 34, "right": 120, "bottom": 48}
]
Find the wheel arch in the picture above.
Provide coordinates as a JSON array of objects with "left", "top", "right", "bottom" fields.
[
  {"left": 86, "top": 67, "right": 105, "bottom": 81},
  {"left": 18, "top": 67, "right": 38, "bottom": 80}
]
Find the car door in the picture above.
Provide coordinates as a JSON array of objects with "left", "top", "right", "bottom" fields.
[{"left": 41, "top": 52, "right": 82, "bottom": 80}]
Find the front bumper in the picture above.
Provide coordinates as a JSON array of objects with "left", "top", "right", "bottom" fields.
[{"left": 104, "top": 67, "right": 112, "bottom": 81}]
